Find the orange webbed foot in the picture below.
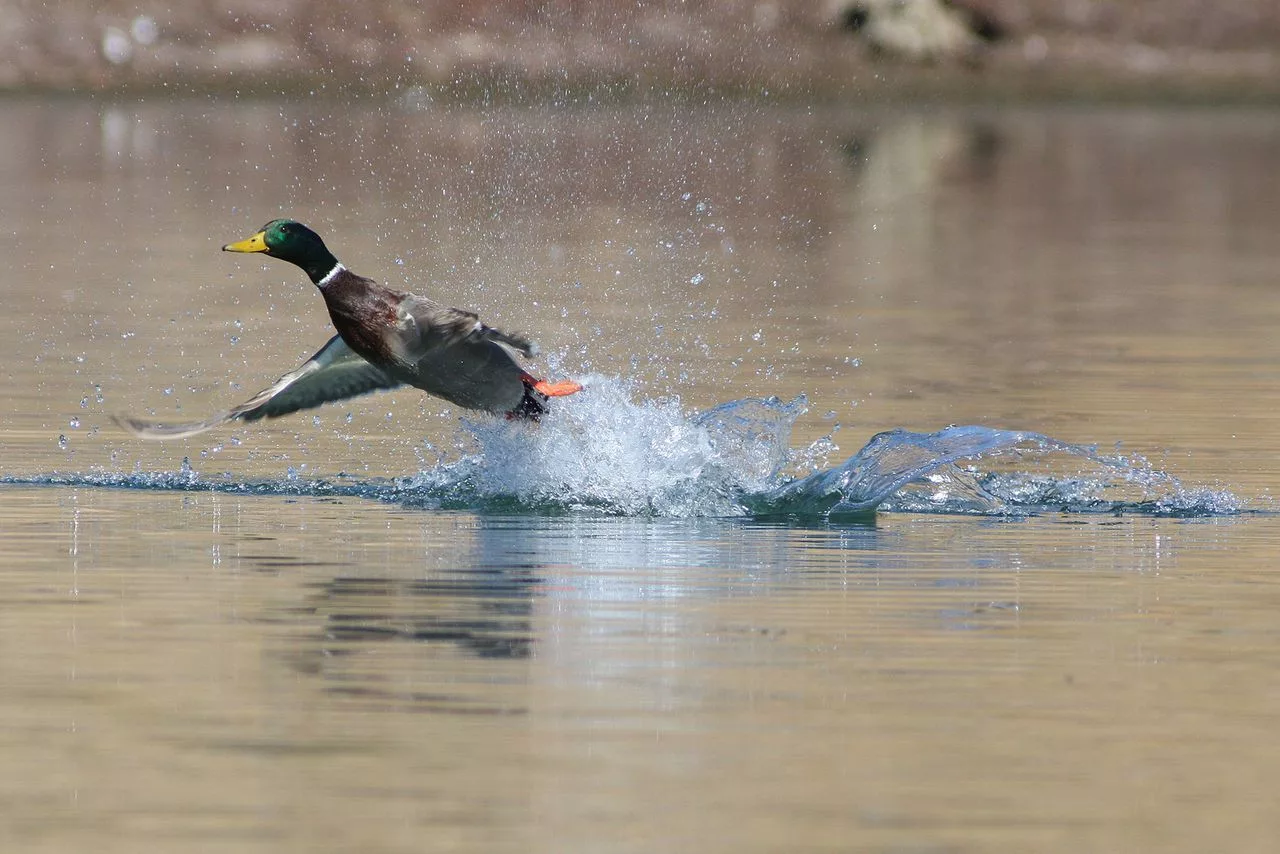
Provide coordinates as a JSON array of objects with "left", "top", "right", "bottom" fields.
[{"left": 531, "top": 379, "right": 584, "bottom": 398}]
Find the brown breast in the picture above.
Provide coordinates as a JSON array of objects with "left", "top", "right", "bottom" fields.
[{"left": 320, "top": 271, "right": 403, "bottom": 366}]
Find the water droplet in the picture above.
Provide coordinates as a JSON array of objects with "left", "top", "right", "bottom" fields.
[
  {"left": 163, "top": 387, "right": 173, "bottom": 395},
  {"left": 80, "top": 397, "right": 89, "bottom": 409},
  {"left": 57, "top": 435, "right": 68, "bottom": 449},
  {"left": 689, "top": 273, "right": 705, "bottom": 286},
  {"left": 68, "top": 417, "right": 80, "bottom": 428},
  {"left": 101, "top": 26, "right": 132, "bottom": 64},
  {"left": 130, "top": 15, "right": 158, "bottom": 45}
]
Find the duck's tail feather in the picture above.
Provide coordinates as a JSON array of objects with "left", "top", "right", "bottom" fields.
[{"left": 479, "top": 325, "right": 538, "bottom": 358}]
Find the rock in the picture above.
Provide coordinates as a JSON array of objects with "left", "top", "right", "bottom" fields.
[
  {"left": 832, "top": 0, "right": 986, "bottom": 61},
  {"left": 944, "top": 0, "right": 1008, "bottom": 42}
]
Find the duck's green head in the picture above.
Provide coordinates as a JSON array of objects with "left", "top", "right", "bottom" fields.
[{"left": 223, "top": 219, "right": 339, "bottom": 285}]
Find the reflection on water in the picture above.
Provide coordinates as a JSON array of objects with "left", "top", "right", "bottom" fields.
[
  {"left": 3, "top": 100, "right": 1280, "bottom": 852},
  {"left": 3, "top": 483, "right": 1276, "bottom": 852},
  {"left": 317, "top": 572, "right": 536, "bottom": 656}
]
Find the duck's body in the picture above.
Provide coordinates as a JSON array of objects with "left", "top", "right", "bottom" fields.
[
  {"left": 320, "top": 263, "right": 535, "bottom": 414},
  {"left": 114, "top": 220, "right": 581, "bottom": 440}
]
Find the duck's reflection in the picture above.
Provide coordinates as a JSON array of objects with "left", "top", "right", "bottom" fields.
[
  {"left": 317, "top": 570, "right": 537, "bottom": 660},
  {"left": 284, "top": 568, "right": 535, "bottom": 714},
  {"left": 257, "top": 495, "right": 1189, "bottom": 723},
  {"left": 281, "top": 515, "right": 892, "bottom": 714}
]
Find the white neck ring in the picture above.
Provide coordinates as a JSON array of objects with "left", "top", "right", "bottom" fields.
[{"left": 317, "top": 262, "right": 346, "bottom": 288}]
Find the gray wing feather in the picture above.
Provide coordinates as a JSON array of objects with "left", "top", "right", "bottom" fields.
[
  {"left": 401, "top": 294, "right": 538, "bottom": 358},
  {"left": 113, "top": 335, "right": 404, "bottom": 440}
]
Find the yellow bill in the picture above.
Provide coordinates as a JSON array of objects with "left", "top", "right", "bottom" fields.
[{"left": 222, "top": 231, "right": 268, "bottom": 253}]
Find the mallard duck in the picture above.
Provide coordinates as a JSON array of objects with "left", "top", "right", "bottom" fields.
[{"left": 114, "top": 219, "right": 582, "bottom": 439}]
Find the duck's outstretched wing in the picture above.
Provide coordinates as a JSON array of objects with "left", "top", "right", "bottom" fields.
[
  {"left": 113, "top": 335, "right": 404, "bottom": 440},
  {"left": 399, "top": 294, "right": 538, "bottom": 358}
]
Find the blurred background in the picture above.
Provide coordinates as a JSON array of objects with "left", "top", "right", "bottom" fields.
[{"left": 5, "top": 0, "right": 1279, "bottom": 100}]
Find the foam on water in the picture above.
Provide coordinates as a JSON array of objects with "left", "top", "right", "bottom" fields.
[
  {"left": 396, "top": 377, "right": 809, "bottom": 516},
  {"left": 2, "top": 376, "right": 1245, "bottom": 520}
]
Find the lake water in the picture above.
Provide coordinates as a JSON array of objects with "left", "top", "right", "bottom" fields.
[{"left": 2, "top": 98, "right": 1280, "bottom": 851}]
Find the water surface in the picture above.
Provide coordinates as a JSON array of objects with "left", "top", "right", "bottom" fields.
[{"left": 2, "top": 99, "right": 1280, "bottom": 851}]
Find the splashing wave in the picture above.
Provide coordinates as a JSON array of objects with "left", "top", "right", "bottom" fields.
[{"left": 3, "top": 377, "right": 1244, "bottom": 520}]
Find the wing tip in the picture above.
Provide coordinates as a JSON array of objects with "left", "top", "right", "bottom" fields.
[
  {"left": 110, "top": 410, "right": 230, "bottom": 441},
  {"left": 110, "top": 411, "right": 151, "bottom": 438}
]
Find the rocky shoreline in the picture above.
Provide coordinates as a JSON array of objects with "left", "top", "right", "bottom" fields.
[{"left": 5, "top": 1, "right": 1279, "bottom": 101}]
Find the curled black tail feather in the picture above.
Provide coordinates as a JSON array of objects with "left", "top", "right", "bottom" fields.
[{"left": 507, "top": 381, "right": 548, "bottom": 421}]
